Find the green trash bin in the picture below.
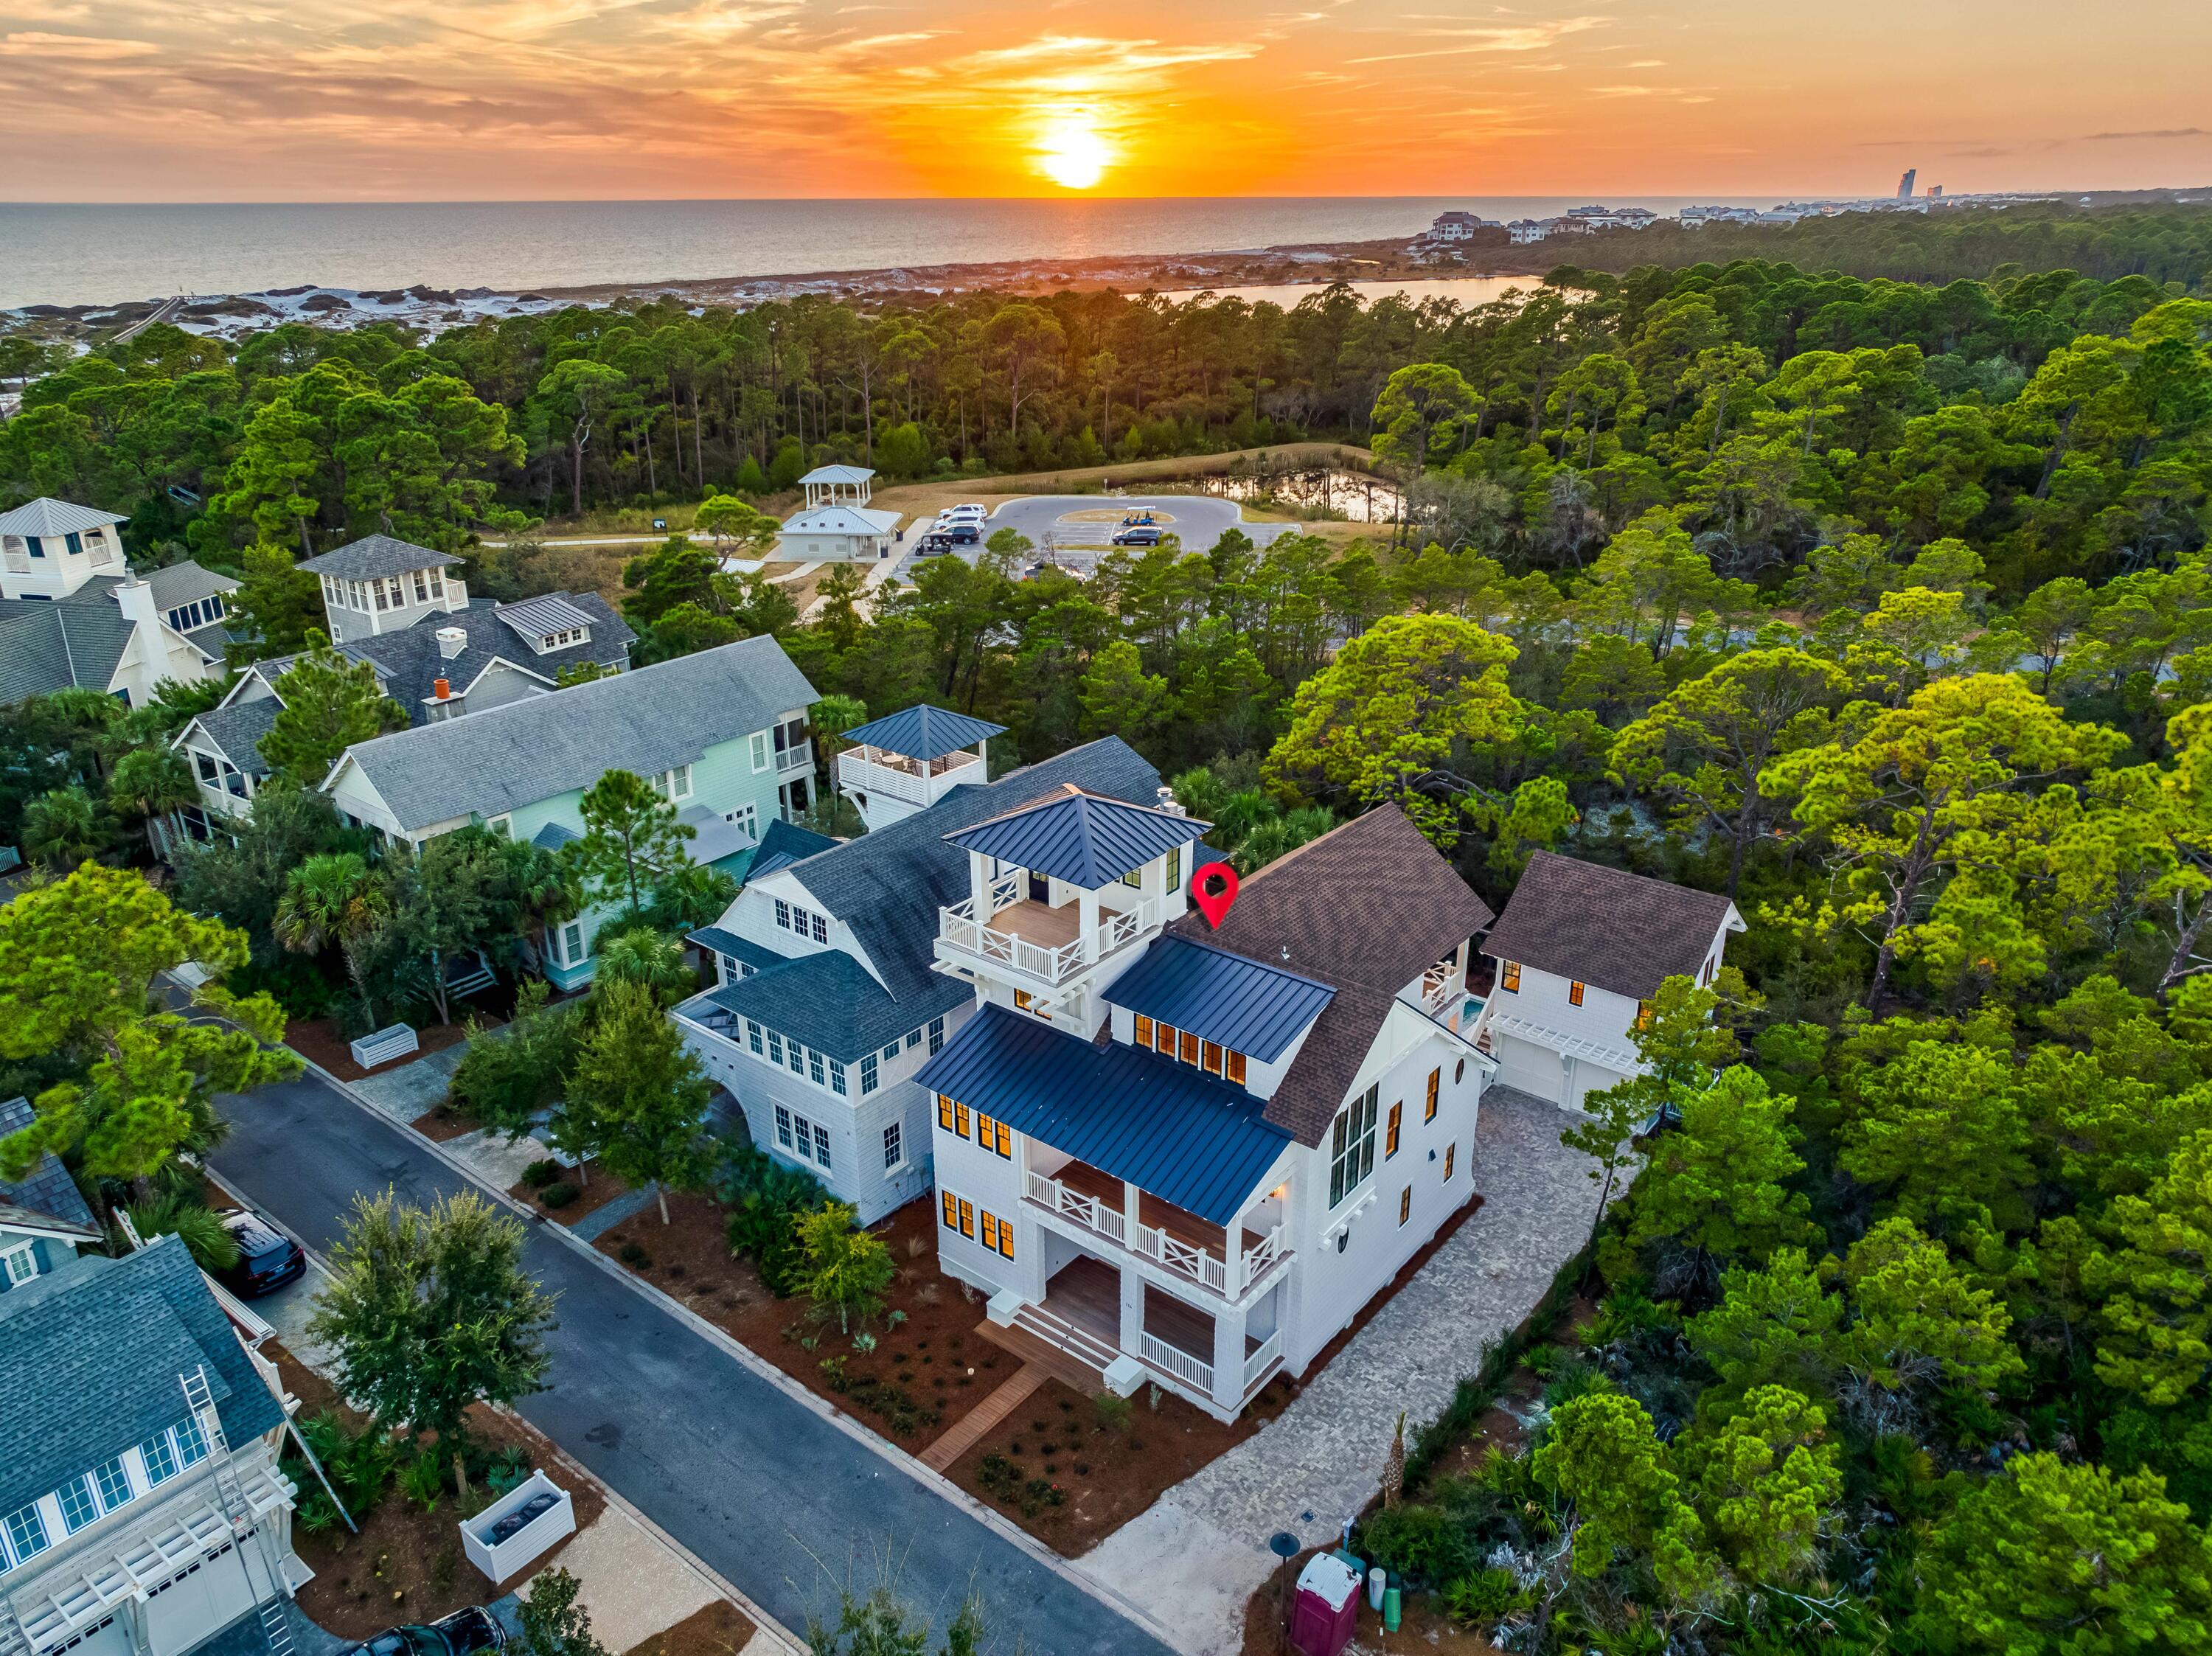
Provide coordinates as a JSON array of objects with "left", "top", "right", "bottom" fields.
[{"left": 1382, "top": 1585, "right": 1402, "bottom": 1632}]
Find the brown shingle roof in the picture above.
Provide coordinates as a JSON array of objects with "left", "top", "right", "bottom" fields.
[
  {"left": 1480, "top": 851, "right": 1739, "bottom": 1001},
  {"left": 1170, "top": 804, "right": 1494, "bottom": 1146}
]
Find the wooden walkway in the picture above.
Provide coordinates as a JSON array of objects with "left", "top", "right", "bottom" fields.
[{"left": 919, "top": 1363, "right": 1046, "bottom": 1472}]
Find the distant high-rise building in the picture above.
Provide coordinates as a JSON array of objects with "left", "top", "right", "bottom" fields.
[
  {"left": 1898, "top": 167, "right": 1918, "bottom": 199},
  {"left": 1930, "top": 184, "right": 1944, "bottom": 199}
]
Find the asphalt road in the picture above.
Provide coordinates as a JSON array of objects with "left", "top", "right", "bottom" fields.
[
  {"left": 891, "top": 493, "right": 1294, "bottom": 580},
  {"left": 208, "top": 1068, "right": 1172, "bottom": 1656}
]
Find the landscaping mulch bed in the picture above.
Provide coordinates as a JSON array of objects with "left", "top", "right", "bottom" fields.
[
  {"left": 268, "top": 1341, "right": 606, "bottom": 1638},
  {"left": 620, "top": 1598, "right": 758, "bottom": 1656},
  {"left": 594, "top": 1192, "right": 1012, "bottom": 1448},
  {"left": 412, "top": 1101, "right": 487, "bottom": 1143},
  {"left": 945, "top": 1371, "right": 1294, "bottom": 1557},
  {"left": 507, "top": 1161, "right": 633, "bottom": 1226},
  {"left": 287, "top": 1015, "right": 481, "bottom": 1085}
]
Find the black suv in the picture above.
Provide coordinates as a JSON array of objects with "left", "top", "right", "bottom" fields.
[
  {"left": 216, "top": 1208, "right": 306, "bottom": 1298},
  {"left": 338, "top": 1608, "right": 505, "bottom": 1656}
]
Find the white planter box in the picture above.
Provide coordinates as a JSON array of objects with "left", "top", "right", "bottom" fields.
[{"left": 460, "top": 1470, "right": 574, "bottom": 1585}]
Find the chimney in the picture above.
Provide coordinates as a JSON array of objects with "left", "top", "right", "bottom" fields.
[
  {"left": 434, "top": 677, "right": 452, "bottom": 700},
  {"left": 1155, "top": 784, "right": 1186, "bottom": 817},
  {"left": 114, "top": 567, "right": 159, "bottom": 628},
  {"left": 436, "top": 625, "right": 467, "bottom": 660}
]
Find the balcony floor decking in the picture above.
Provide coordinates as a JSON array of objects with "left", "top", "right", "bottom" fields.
[
  {"left": 985, "top": 898, "right": 1082, "bottom": 949},
  {"left": 1048, "top": 1156, "right": 1267, "bottom": 1262}
]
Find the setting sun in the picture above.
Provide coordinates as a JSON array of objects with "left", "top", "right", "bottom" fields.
[{"left": 1034, "top": 109, "right": 1113, "bottom": 191}]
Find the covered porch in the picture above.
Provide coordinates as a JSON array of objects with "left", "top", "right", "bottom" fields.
[{"left": 1023, "top": 1150, "right": 1290, "bottom": 1299}]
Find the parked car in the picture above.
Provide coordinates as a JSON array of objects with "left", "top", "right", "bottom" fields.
[
  {"left": 939, "top": 504, "right": 986, "bottom": 522},
  {"left": 1119, "top": 510, "right": 1156, "bottom": 526},
  {"left": 1110, "top": 525, "right": 1163, "bottom": 546},
  {"left": 946, "top": 522, "right": 981, "bottom": 545},
  {"left": 337, "top": 1609, "right": 504, "bottom": 1656},
  {"left": 215, "top": 1208, "right": 305, "bottom": 1298}
]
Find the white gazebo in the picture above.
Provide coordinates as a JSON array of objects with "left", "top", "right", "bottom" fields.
[{"left": 781, "top": 466, "right": 902, "bottom": 560}]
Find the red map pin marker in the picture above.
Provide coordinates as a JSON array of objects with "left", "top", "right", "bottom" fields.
[{"left": 1192, "top": 861, "right": 1239, "bottom": 929}]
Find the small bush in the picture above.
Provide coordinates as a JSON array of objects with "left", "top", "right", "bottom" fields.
[
  {"left": 523, "top": 1160, "right": 560, "bottom": 1190},
  {"left": 1019, "top": 1478, "right": 1065, "bottom": 1517},
  {"left": 1356, "top": 1502, "right": 1482, "bottom": 1590},
  {"left": 1442, "top": 1567, "right": 1533, "bottom": 1629},
  {"left": 619, "top": 1241, "right": 650, "bottom": 1267},
  {"left": 977, "top": 1455, "right": 1020, "bottom": 1497},
  {"left": 540, "top": 1181, "right": 580, "bottom": 1209},
  {"left": 398, "top": 1451, "right": 446, "bottom": 1513},
  {"left": 484, "top": 1446, "right": 532, "bottom": 1496},
  {"left": 1094, "top": 1393, "right": 1134, "bottom": 1434}
]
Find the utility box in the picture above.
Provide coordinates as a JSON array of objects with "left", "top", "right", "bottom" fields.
[
  {"left": 1289, "top": 1551, "right": 1361, "bottom": 1656},
  {"left": 461, "top": 1470, "right": 574, "bottom": 1584}
]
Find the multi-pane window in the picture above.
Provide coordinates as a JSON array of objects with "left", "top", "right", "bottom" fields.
[
  {"left": 2, "top": 1242, "right": 35, "bottom": 1285},
  {"left": 790, "top": 1112, "right": 814, "bottom": 1160},
  {"left": 774, "top": 899, "right": 790, "bottom": 930},
  {"left": 813, "top": 1124, "right": 832, "bottom": 1167},
  {"left": 174, "top": 1414, "right": 208, "bottom": 1466},
  {"left": 58, "top": 1475, "right": 98, "bottom": 1534},
  {"left": 906, "top": 1028, "right": 922, "bottom": 1050},
  {"left": 811, "top": 913, "right": 828, "bottom": 944},
  {"left": 139, "top": 1433, "right": 178, "bottom": 1486},
  {"left": 1425, "top": 1067, "right": 1441, "bottom": 1123},
  {"left": 4, "top": 1503, "right": 49, "bottom": 1565},
  {"left": 751, "top": 731, "right": 771, "bottom": 771},
  {"left": 747, "top": 1020, "right": 764, "bottom": 1054},
  {"left": 1141, "top": 1017, "right": 1251, "bottom": 1084},
  {"left": 558, "top": 922, "right": 585, "bottom": 964},
  {"left": 1568, "top": 980, "right": 1586, "bottom": 1007},
  {"left": 766, "top": 1030, "right": 785, "bottom": 1065},
  {"left": 726, "top": 803, "right": 759, "bottom": 843},
  {"left": 975, "top": 1113, "right": 1012, "bottom": 1158},
  {"left": 786, "top": 1039, "right": 804, "bottom": 1076},
  {"left": 883, "top": 1040, "right": 902, "bottom": 1063},
  {"left": 774, "top": 1106, "right": 793, "bottom": 1148},
  {"left": 91, "top": 1456, "right": 131, "bottom": 1513},
  {"left": 661, "top": 765, "right": 693, "bottom": 801},
  {"left": 1501, "top": 961, "right": 1522, "bottom": 992},
  {"left": 1166, "top": 846, "right": 1180, "bottom": 891},
  {"left": 1135, "top": 1015, "right": 1154, "bottom": 1046},
  {"left": 1329, "top": 1085, "right": 1380, "bottom": 1208},
  {"left": 1385, "top": 1100, "right": 1402, "bottom": 1158},
  {"left": 860, "top": 1054, "right": 879, "bottom": 1095},
  {"left": 928, "top": 1016, "right": 946, "bottom": 1054},
  {"left": 829, "top": 1058, "right": 846, "bottom": 1096},
  {"left": 1444, "top": 1144, "right": 1457, "bottom": 1181},
  {"left": 883, "top": 1122, "right": 902, "bottom": 1169},
  {"left": 807, "top": 1048, "right": 826, "bottom": 1086},
  {"left": 1399, "top": 1186, "right": 1412, "bottom": 1227}
]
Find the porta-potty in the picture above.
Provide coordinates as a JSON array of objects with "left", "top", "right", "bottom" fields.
[{"left": 1290, "top": 1551, "right": 1362, "bottom": 1656}]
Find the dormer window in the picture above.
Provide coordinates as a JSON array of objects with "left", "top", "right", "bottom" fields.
[{"left": 1132, "top": 1015, "right": 1248, "bottom": 1084}]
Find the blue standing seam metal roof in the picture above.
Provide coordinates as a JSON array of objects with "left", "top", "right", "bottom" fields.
[
  {"left": 842, "top": 704, "right": 1008, "bottom": 762},
  {"left": 943, "top": 787, "right": 1211, "bottom": 891},
  {"left": 915, "top": 1004, "right": 1293, "bottom": 1227},
  {"left": 692, "top": 950, "right": 972, "bottom": 1064},
  {"left": 1102, "top": 935, "right": 1336, "bottom": 1063},
  {"left": 0, "top": 1237, "right": 285, "bottom": 1516},
  {"left": 0, "top": 1096, "right": 98, "bottom": 1234}
]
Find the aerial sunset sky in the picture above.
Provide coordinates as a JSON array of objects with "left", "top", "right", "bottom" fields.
[{"left": 3, "top": 0, "right": 2208, "bottom": 201}]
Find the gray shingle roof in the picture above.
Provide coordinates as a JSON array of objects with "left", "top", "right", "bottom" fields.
[
  {"left": 0, "top": 1096, "right": 97, "bottom": 1234},
  {"left": 945, "top": 787, "right": 1208, "bottom": 889},
  {"left": 332, "top": 635, "right": 817, "bottom": 830},
  {"left": 842, "top": 704, "right": 1006, "bottom": 762},
  {"left": 791, "top": 737, "right": 1163, "bottom": 1006},
  {"left": 1103, "top": 935, "right": 1335, "bottom": 1063},
  {"left": 0, "top": 498, "right": 127, "bottom": 537},
  {"left": 916, "top": 1004, "right": 1293, "bottom": 1226},
  {"left": 331, "top": 595, "right": 633, "bottom": 723},
  {"left": 686, "top": 928, "right": 787, "bottom": 974},
  {"left": 0, "top": 1238, "right": 284, "bottom": 1516},
  {"left": 743, "top": 818, "right": 839, "bottom": 880},
  {"left": 297, "top": 535, "right": 462, "bottom": 580},
  {"left": 181, "top": 697, "right": 279, "bottom": 778},
  {"left": 0, "top": 595, "right": 136, "bottom": 702},
  {"left": 146, "top": 560, "right": 240, "bottom": 612},
  {"left": 1167, "top": 805, "right": 1494, "bottom": 1146},
  {"left": 1480, "top": 852, "right": 1739, "bottom": 1001},
  {"left": 689, "top": 950, "right": 970, "bottom": 1063}
]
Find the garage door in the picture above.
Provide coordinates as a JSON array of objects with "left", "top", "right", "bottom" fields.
[
  {"left": 44, "top": 1612, "right": 131, "bottom": 1656},
  {"left": 143, "top": 1540, "right": 257, "bottom": 1656}
]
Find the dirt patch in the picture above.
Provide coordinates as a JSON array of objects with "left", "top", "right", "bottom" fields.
[
  {"left": 288, "top": 1016, "right": 480, "bottom": 1085},
  {"left": 594, "top": 1192, "right": 1011, "bottom": 1449},
  {"left": 944, "top": 1371, "right": 1293, "bottom": 1558},
  {"left": 508, "top": 1161, "right": 633, "bottom": 1226},
  {"left": 271, "top": 1341, "right": 605, "bottom": 1636},
  {"left": 619, "top": 1598, "right": 757, "bottom": 1656}
]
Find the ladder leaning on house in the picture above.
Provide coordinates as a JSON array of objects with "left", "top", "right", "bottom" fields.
[{"left": 179, "top": 1368, "right": 296, "bottom": 1656}]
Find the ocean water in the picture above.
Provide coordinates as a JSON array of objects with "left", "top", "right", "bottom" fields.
[{"left": 0, "top": 197, "right": 1770, "bottom": 311}]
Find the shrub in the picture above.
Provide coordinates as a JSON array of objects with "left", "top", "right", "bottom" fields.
[
  {"left": 1094, "top": 1393, "right": 1134, "bottom": 1434},
  {"left": 523, "top": 1160, "right": 560, "bottom": 1190},
  {"left": 720, "top": 1139, "right": 827, "bottom": 1295},
  {"left": 1019, "top": 1478, "right": 1066, "bottom": 1516},
  {"left": 1442, "top": 1568, "right": 1534, "bottom": 1629},
  {"left": 976, "top": 1455, "right": 1020, "bottom": 1498},
  {"left": 540, "top": 1181, "right": 580, "bottom": 1209},
  {"left": 398, "top": 1450, "right": 446, "bottom": 1512},
  {"left": 796, "top": 1203, "right": 894, "bottom": 1334},
  {"left": 619, "top": 1241, "right": 650, "bottom": 1267},
  {"left": 484, "top": 1445, "right": 532, "bottom": 1496},
  {"left": 1356, "top": 1502, "right": 1484, "bottom": 1590}
]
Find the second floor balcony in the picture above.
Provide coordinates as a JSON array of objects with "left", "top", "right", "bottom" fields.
[
  {"left": 838, "top": 742, "right": 982, "bottom": 809},
  {"left": 1023, "top": 1151, "right": 1290, "bottom": 1300},
  {"left": 938, "top": 868, "right": 1156, "bottom": 987}
]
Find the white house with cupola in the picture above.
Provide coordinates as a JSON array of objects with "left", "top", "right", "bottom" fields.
[
  {"left": 774, "top": 466, "right": 902, "bottom": 563},
  {"left": 1468, "top": 851, "right": 1743, "bottom": 1110},
  {"left": 296, "top": 534, "right": 468, "bottom": 644}
]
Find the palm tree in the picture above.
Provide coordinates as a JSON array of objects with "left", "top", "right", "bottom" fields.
[
  {"left": 107, "top": 748, "right": 198, "bottom": 861},
  {"left": 128, "top": 1195, "right": 243, "bottom": 1270},
  {"left": 591, "top": 928, "right": 695, "bottom": 1006},
  {"left": 275, "top": 852, "right": 389, "bottom": 1025},
  {"left": 495, "top": 836, "right": 580, "bottom": 973},
  {"left": 21, "top": 785, "right": 108, "bottom": 869}
]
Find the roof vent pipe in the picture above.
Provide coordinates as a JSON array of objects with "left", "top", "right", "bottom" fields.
[
  {"left": 1155, "top": 785, "right": 1186, "bottom": 817},
  {"left": 435, "top": 626, "right": 467, "bottom": 659},
  {"left": 434, "top": 678, "right": 451, "bottom": 700}
]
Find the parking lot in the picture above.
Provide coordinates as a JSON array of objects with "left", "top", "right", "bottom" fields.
[{"left": 888, "top": 494, "right": 1298, "bottom": 580}]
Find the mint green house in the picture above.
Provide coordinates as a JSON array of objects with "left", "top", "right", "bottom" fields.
[{"left": 320, "top": 637, "right": 821, "bottom": 989}]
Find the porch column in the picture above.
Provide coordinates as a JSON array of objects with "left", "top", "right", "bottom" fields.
[
  {"left": 1211, "top": 1297, "right": 1248, "bottom": 1412},
  {"left": 968, "top": 849, "right": 992, "bottom": 916},
  {"left": 1123, "top": 1179, "right": 1143, "bottom": 1250},
  {"left": 1118, "top": 1262, "right": 1143, "bottom": 1357},
  {"left": 1078, "top": 886, "right": 1100, "bottom": 963},
  {"left": 1222, "top": 1211, "right": 1243, "bottom": 1297}
]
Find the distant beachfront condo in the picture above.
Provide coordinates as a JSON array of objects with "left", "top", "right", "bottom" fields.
[{"left": 774, "top": 466, "right": 902, "bottom": 563}]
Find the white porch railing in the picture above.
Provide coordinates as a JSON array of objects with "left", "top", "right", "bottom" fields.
[
  {"left": 1140, "top": 1332, "right": 1214, "bottom": 1394},
  {"left": 1421, "top": 968, "right": 1455, "bottom": 1015},
  {"left": 938, "top": 891, "right": 1158, "bottom": 987},
  {"left": 1136, "top": 1225, "right": 1230, "bottom": 1294},
  {"left": 775, "top": 739, "right": 813, "bottom": 774},
  {"left": 1243, "top": 1328, "right": 1285, "bottom": 1390},
  {"left": 1239, "top": 1222, "right": 1288, "bottom": 1290},
  {"left": 1026, "top": 1169, "right": 1130, "bottom": 1246}
]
